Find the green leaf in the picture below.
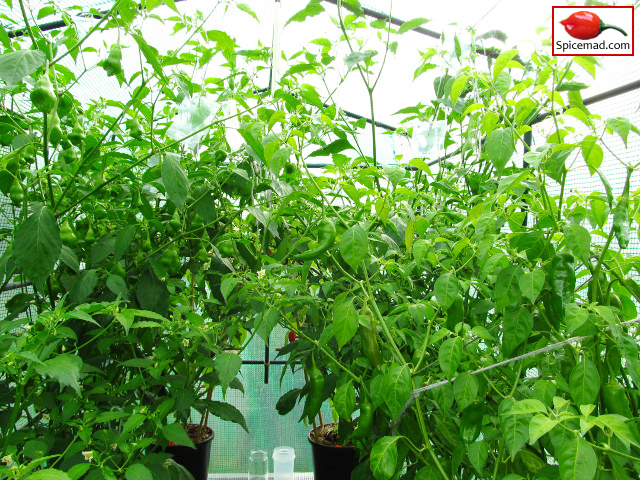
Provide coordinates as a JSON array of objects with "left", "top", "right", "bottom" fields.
[
  {"left": 125, "top": 464, "right": 153, "bottom": 480},
  {"left": 499, "top": 398, "right": 530, "bottom": 459},
  {"left": 131, "top": 33, "right": 164, "bottom": 78},
  {"left": 439, "top": 337, "right": 462, "bottom": 379},
  {"left": 565, "top": 303, "right": 589, "bottom": 334},
  {"left": 24, "top": 469, "right": 72, "bottom": 480},
  {"left": 35, "top": 354, "right": 82, "bottom": 393},
  {"left": 339, "top": 224, "right": 368, "bottom": 270},
  {"left": 563, "top": 223, "right": 591, "bottom": 265},
  {"left": 485, "top": 127, "right": 515, "bottom": 175},
  {"left": 70, "top": 269, "right": 99, "bottom": 304},
  {"left": 162, "top": 153, "right": 189, "bottom": 209},
  {"left": 450, "top": 75, "right": 469, "bottom": 104},
  {"left": 506, "top": 399, "right": 547, "bottom": 415},
  {"left": 14, "top": 204, "right": 61, "bottom": 286},
  {"left": 333, "top": 296, "right": 359, "bottom": 349},
  {"left": 569, "top": 359, "right": 600, "bottom": 406},
  {"left": 334, "top": 380, "right": 356, "bottom": 420},
  {"left": 344, "top": 51, "right": 376, "bottom": 69},
  {"left": 607, "top": 117, "right": 631, "bottom": 146},
  {"left": 382, "top": 364, "right": 412, "bottom": 419},
  {"left": 136, "top": 269, "right": 169, "bottom": 315},
  {"left": 0, "top": 49, "right": 46, "bottom": 86},
  {"left": 397, "top": 17, "right": 430, "bottom": 34},
  {"left": 519, "top": 269, "right": 545, "bottom": 304},
  {"left": 114, "top": 225, "right": 137, "bottom": 260},
  {"left": 558, "top": 437, "right": 596, "bottom": 480},
  {"left": 206, "top": 400, "right": 248, "bottom": 432},
  {"left": 115, "top": 311, "right": 135, "bottom": 334},
  {"left": 370, "top": 436, "right": 399, "bottom": 480},
  {"left": 467, "top": 441, "right": 489, "bottom": 475},
  {"left": 309, "top": 138, "right": 354, "bottom": 157},
  {"left": 495, "top": 265, "right": 524, "bottom": 311},
  {"left": 285, "top": 0, "right": 324, "bottom": 27},
  {"left": 453, "top": 372, "right": 478, "bottom": 411},
  {"left": 493, "top": 49, "right": 519, "bottom": 81},
  {"left": 593, "top": 414, "right": 637, "bottom": 449},
  {"left": 236, "top": 3, "right": 259, "bottom": 22},
  {"left": 214, "top": 353, "right": 242, "bottom": 395},
  {"left": 529, "top": 414, "right": 558, "bottom": 444},
  {"left": 433, "top": 272, "right": 459, "bottom": 310},
  {"left": 162, "top": 423, "right": 194, "bottom": 448},
  {"left": 106, "top": 274, "right": 128, "bottom": 300},
  {"left": 503, "top": 306, "right": 533, "bottom": 356},
  {"left": 256, "top": 307, "right": 279, "bottom": 343}
]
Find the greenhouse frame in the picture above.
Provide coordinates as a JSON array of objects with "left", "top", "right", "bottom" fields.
[{"left": 0, "top": 1, "right": 640, "bottom": 479}]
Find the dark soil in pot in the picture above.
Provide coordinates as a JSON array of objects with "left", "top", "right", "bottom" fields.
[
  {"left": 165, "top": 423, "right": 214, "bottom": 480},
  {"left": 308, "top": 424, "right": 359, "bottom": 480}
]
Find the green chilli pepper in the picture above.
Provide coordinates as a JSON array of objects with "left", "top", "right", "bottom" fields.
[
  {"left": 545, "top": 253, "right": 575, "bottom": 325},
  {"left": 294, "top": 218, "right": 336, "bottom": 261},
  {"left": 307, "top": 356, "right": 325, "bottom": 423},
  {"left": 9, "top": 180, "right": 23, "bottom": 206},
  {"left": 613, "top": 168, "right": 632, "bottom": 250},
  {"left": 352, "top": 400, "right": 373, "bottom": 440},
  {"left": 602, "top": 381, "right": 632, "bottom": 418},
  {"left": 60, "top": 219, "right": 78, "bottom": 248},
  {"left": 102, "top": 44, "right": 123, "bottom": 77},
  {"left": 30, "top": 75, "right": 56, "bottom": 113},
  {"left": 359, "top": 306, "right": 382, "bottom": 369}
]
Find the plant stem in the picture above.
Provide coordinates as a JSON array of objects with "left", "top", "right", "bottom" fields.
[
  {"left": 18, "top": 0, "right": 37, "bottom": 46},
  {"left": 52, "top": 0, "right": 125, "bottom": 66}
]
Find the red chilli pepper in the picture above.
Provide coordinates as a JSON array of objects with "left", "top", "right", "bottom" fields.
[
  {"left": 288, "top": 331, "right": 296, "bottom": 343},
  {"left": 560, "top": 11, "right": 627, "bottom": 40}
]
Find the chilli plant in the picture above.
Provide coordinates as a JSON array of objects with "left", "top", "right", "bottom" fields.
[
  {"left": 0, "top": 0, "right": 280, "bottom": 479},
  {"left": 224, "top": 2, "right": 640, "bottom": 480}
]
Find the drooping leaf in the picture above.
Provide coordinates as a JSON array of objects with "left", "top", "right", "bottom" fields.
[
  {"left": 563, "top": 223, "right": 591, "bottom": 265},
  {"left": 334, "top": 380, "right": 356, "bottom": 420},
  {"left": 13, "top": 204, "right": 61, "bottom": 286},
  {"left": 382, "top": 364, "right": 412, "bottom": 419},
  {"left": 162, "top": 423, "right": 194, "bottom": 448},
  {"left": 285, "top": 0, "right": 324, "bottom": 27},
  {"left": 340, "top": 224, "right": 368, "bottom": 270},
  {"left": 558, "top": 437, "right": 596, "bottom": 480},
  {"left": 453, "top": 372, "right": 478, "bottom": 411},
  {"left": 503, "top": 306, "right": 533, "bottom": 356},
  {"left": 519, "top": 269, "right": 545, "bottom": 304},
  {"left": 370, "top": 436, "right": 399, "bottom": 480},
  {"left": 485, "top": 127, "right": 515, "bottom": 175},
  {"left": 214, "top": 353, "right": 242, "bottom": 395},
  {"left": 125, "top": 464, "right": 153, "bottom": 480},
  {"left": 162, "top": 152, "right": 189, "bottom": 209},
  {"left": 439, "top": 337, "right": 462, "bottom": 379},
  {"left": 35, "top": 354, "right": 82, "bottom": 393},
  {"left": 309, "top": 138, "right": 354, "bottom": 157},
  {"left": 499, "top": 398, "right": 530, "bottom": 459},
  {"left": 569, "top": 358, "right": 600, "bottom": 406},
  {"left": 0, "top": 49, "right": 46, "bottom": 86},
  {"left": 206, "top": 400, "right": 248, "bottom": 432},
  {"left": 433, "top": 272, "right": 459, "bottom": 310}
]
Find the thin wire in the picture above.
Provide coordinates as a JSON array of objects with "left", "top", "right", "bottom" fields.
[
  {"left": 392, "top": 317, "right": 640, "bottom": 424},
  {"left": 472, "top": 0, "right": 504, "bottom": 29}
]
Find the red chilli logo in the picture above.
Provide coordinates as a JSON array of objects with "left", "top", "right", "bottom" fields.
[{"left": 560, "top": 11, "right": 628, "bottom": 40}]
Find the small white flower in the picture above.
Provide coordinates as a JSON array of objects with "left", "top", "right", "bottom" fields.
[
  {"left": 182, "top": 339, "right": 189, "bottom": 347},
  {"left": 24, "top": 324, "right": 32, "bottom": 332},
  {"left": 2, "top": 454, "right": 12, "bottom": 465},
  {"left": 82, "top": 451, "right": 94, "bottom": 462},
  {"left": 257, "top": 269, "right": 266, "bottom": 279}
]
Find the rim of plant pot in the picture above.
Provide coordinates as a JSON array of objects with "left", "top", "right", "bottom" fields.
[{"left": 308, "top": 423, "right": 355, "bottom": 449}]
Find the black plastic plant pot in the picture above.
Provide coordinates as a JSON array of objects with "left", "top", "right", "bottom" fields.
[
  {"left": 165, "top": 424, "right": 214, "bottom": 480},
  {"left": 308, "top": 429, "right": 359, "bottom": 480}
]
